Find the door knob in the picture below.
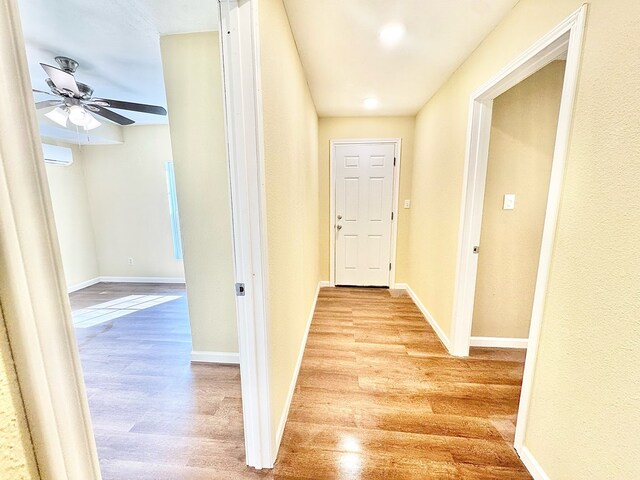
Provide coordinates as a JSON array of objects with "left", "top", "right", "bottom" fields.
[
  {"left": 336, "top": 224, "right": 342, "bottom": 230},
  {"left": 337, "top": 215, "right": 342, "bottom": 220}
]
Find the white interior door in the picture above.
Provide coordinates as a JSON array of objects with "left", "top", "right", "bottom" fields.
[{"left": 334, "top": 142, "right": 395, "bottom": 286}]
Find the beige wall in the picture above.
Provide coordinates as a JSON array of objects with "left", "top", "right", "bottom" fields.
[
  {"left": 0, "top": 310, "right": 39, "bottom": 480},
  {"left": 471, "top": 61, "right": 565, "bottom": 339},
  {"left": 523, "top": 2, "right": 640, "bottom": 477},
  {"left": 259, "top": 0, "right": 320, "bottom": 444},
  {"left": 161, "top": 32, "right": 238, "bottom": 354},
  {"left": 318, "top": 116, "right": 415, "bottom": 283},
  {"left": 44, "top": 145, "right": 100, "bottom": 288},
  {"left": 409, "top": 0, "right": 640, "bottom": 477},
  {"left": 80, "top": 125, "right": 184, "bottom": 279},
  {"left": 408, "top": 1, "right": 586, "bottom": 338}
]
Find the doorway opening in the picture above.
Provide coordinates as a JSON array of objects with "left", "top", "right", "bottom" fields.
[
  {"left": 470, "top": 59, "right": 566, "bottom": 352},
  {"left": 468, "top": 58, "right": 568, "bottom": 446},
  {"left": 330, "top": 138, "right": 401, "bottom": 288},
  {"left": 12, "top": 0, "right": 253, "bottom": 477},
  {"left": 449, "top": 5, "right": 587, "bottom": 468}
]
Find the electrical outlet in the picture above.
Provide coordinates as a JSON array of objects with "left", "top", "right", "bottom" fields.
[
  {"left": 403, "top": 199, "right": 411, "bottom": 209},
  {"left": 128, "top": 257, "right": 134, "bottom": 265}
]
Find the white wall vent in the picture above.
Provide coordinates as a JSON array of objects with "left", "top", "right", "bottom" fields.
[{"left": 42, "top": 143, "right": 73, "bottom": 166}]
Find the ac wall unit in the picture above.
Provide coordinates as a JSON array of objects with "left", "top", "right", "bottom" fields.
[{"left": 42, "top": 143, "right": 73, "bottom": 166}]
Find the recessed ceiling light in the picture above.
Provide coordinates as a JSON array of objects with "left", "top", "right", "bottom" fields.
[
  {"left": 363, "top": 98, "right": 379, "bottom": 109},
  {"left": 379, "top": 23, "right": 406, "bottom": 47}
]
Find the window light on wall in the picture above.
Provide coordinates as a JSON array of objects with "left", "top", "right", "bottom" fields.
[{"left": 165, "top": 162, "right": 183, "bottom": 260}]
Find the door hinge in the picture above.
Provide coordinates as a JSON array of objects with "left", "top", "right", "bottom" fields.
[
  {"left": 389, "top": 262, "right": 392, "bottom": 271},
  {"left": 391, "top": 211, "right": 394, "bottom": 220},
  {"left": 235, "top": 282, "right": 246, "bottom": 296},
  {"left": 394, "top": 157, "right": 396, "bottom": 166}
]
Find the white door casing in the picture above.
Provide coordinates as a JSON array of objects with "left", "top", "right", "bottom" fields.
[
  {"left": 446, "top": 4, "right": 587, "bottom": 466},
  {"left": 333, "top": 141, "right": 396, "bottom": 286},
  {"left": 218, "top": 0, "right": 274, "bottom": 468}
]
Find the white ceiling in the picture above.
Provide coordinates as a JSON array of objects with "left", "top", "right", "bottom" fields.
[
  {"left": 283, "top": 0, "right": 520, "bottom": 117},
  {"left": 18, "top": 0, "right": 218, "bottom": 127}
]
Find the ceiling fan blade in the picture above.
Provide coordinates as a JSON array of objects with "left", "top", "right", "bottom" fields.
[
  {"left": 91, "top": 106, "right": 135, "bottom": 125},
  {"left": 90, "top": 98, "right": 167, "bottom": 115},
  {"left": 32, "top": 88, "right": 58, "bottom": 97},
  {"left": 36, "top": 100, "right": 63, "bottom": 109},
  {"left": 40, "top": 63, "right": 81, "bottom": 96}
]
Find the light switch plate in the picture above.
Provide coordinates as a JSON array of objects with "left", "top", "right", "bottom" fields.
[
  {"left": 503, "top": 194, "right": 515, "bottom": 210},
  {"left": 403, "top": 199, "right": 411, "bottom": 209}
]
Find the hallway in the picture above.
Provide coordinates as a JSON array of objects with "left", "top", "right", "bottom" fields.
[
  {"left": 274, "top": 287, "right": 532, "bottom": 479},
  {"left": 73, "top": 283, "right": 531, "bottom": 479}
]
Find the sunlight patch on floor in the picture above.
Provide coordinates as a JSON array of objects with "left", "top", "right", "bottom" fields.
[{"left": 72, "top": 295, "right": 182, "bottom": 328}]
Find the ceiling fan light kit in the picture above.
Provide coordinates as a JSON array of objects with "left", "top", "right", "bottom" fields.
[
  {"left": 67, "top": 105, "right": 85, "bottom": 125},
  {"left": 44, "top": 105, "right": 102, "bottom": 131},
  {"left": 34, "top": 56, "right": 167, "bottom": 130},
  {"left": 45, "top": 106, "right": 69, "bottom": 128}
]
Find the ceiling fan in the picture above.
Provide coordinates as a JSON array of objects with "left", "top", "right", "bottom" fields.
[{"left": 34, "top": 56, "right": 167, "bottom": 131}]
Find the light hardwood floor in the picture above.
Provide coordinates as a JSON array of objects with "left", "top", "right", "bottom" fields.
[
  {"left": 274, "top": 287, "right": 531, "bottom": 479},
  {"left": 72, "top": 283, "right": 530, "bottom": 479},
  {"left": 71, "top": 282, "right": 265, "bottom": 480}
]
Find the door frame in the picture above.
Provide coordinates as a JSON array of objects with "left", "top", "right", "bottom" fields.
[
  {"left": 448, "top": 3, "right": 587, "bottom": 461},
  {"left": 329, "top": 138, "right": 401, "bottom": 288},
  {"left": 217, "top": 0, "right": 273, "bottom": 469},
  {"left": 0, "top": 0, "right": 274, "bottom": 477},
  {"left": 0, "top": 0, "right": 101, "bottom": 477}
]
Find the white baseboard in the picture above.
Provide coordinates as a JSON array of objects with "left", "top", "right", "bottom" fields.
[
  {"left": 274, "top": 281, "right": 323, "bottom": 461},
  {"left": 397, "top": 283, "right": 452, "bottom": 353},
  {"left": 190, "top": 351, "right": 240, "bottom": 364},
  {"left": 470, "top": 336, "right": 529, "bottom": 349},
  {"left": 67, "top": 277, "right": 101, "bottom": 293},
  {"left": 99, "top": 276, "right": 186, "bottom": 284},
  {"left": 516, "top": 445, "right": 550, "bottom": 480},
  {"left": 318, "top": 280, "right": 331, "bottom": 287},
  {"left": 67, "top": 276, "right": 187, "bottom": 293}
]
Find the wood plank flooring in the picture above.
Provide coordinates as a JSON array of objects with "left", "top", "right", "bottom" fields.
[
  {"left": 71, "top": 283, "right": 264, "bottom": 480},
  {"left": 273, "top": 287, "right": 531, "bottom": 479},
  {"left": 72, "top": 283, "right": 530, "bottom": 479}
]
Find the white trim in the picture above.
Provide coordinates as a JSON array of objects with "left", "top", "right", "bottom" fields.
[
  {"left": 0, "top": 0, "right": 100, "bottom": 477},
  {"left": 190, "top": 351, "right": 240, "bottom": 364},
  {"left": 399, "top": 284, "right": 451, "bottom": 352},
  {"left": 318, "top": 280, "right": 331, "bottom": 288},
  {"left": 98, "top": 276, "right": 186, "bottom": 284},
  {"left": 516, "top": 445, "right": 550, "bottom": 480},
  {"left": 274, "top": 281, "right": 323, "bottom": 456},
  {"left": 218, "top": 0, "right": 273, "bottom": 469},
  {"left": 451, "top": 7, "right": 587, "bottom": 358},
  {"left": 451, "top": 7, "right": 586, "bottom": 359},
  {"left": 329, "top": 138, "right": 401, "bottom": 288},
  {"left": 67, "top": 277, "right": 187, "bottom": 293},
  {"left": 444, "top": 4, "right": 588, "bottom": 472},
  {"left": 470, "top": 336, "right": 528, "bottom": 349},
  {"left": 515, "top": 5, "right": 588, "bottom": 453},
  {"left": 67, "top": 277, "right": 101, "bottom": 293}
]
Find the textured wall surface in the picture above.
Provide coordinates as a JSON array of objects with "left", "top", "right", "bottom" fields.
[
  {"left": 259, "top": 0, "right": 320, "bottom": 444},
  {"left": 80, "top": 125, "right": 185, "bottom": 280},
  {"left": 44, "top": 145, "right": 100, "bottom": 288},
  {"left": 408, "top": 0, "right": 588, "bottom": 342},
  {"left": 161, "top": 32, "right": 238, "bottom": 354},
  {"left": 0, "top": 311, "right": 39, "bottom": 479},
  {"left": 317, "top": 116, "right": 415, "bottom": 283},
  {"left": 472, "top": 61, "right": 565, "bottom": 339},
  {"left": 408, "top": 0, "right": 640, "bottom": 477},
  {"left": 524, "top": 1, "right": 640, "bottom": 478}
]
